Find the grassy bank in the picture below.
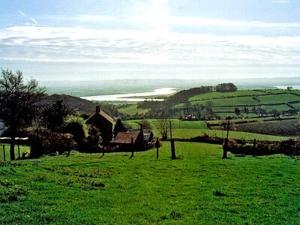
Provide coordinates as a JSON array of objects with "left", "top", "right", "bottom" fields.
[{"left": 0, "top": 142, "right": 299, "bottom": 224}]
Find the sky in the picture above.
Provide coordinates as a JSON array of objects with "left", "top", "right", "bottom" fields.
[{"left": 0, "top": 0, "right": 300, "bottom": 81}]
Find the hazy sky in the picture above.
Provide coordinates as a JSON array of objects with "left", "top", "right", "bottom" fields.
[{"left": 0, "top": 0, "right": 300, "bottom": 81}]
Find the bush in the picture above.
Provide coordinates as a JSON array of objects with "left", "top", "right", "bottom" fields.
[
  {"left": 216, "top": 83, "right": 238, "bottom": 92},
  {"left": 227, "top": 138, "right": 300, "bottom": 156},
  {"left": 29, "top": 130, "right": 76, "bottom": 158},
  {"left": 79, "top": 126, "right": 103, "bottom": 153},
  {"left": 41, "top": 100, "right": 72, "bottom": 131},
  {"left": 64, "top": 115, "right": 88, "bottom": 149}
]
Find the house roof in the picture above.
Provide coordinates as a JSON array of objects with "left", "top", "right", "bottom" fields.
[
  {"left": 86, "top": 109, "right": 114, "bottom": 124},
  {"left": 112, "top": 130, "right": 140, "bottom": 144}
]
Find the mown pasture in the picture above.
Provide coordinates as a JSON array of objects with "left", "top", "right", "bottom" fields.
[
  {"left": 124, "top": 119, "right": 291, "bottom": 141},
  {"left": 118, "top": 104, "right": 150, "bottom": 116},
  {"left": 0, "top": 142, "right": 299, "bottom": 225}
]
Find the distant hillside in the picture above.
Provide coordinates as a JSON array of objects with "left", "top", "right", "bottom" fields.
[
  {"left": 39, "top": 94, "right": 120, "bottom": 117},
  {"left": 166, "top": 83, "right": 238, "bottom": 105},
  {"left": 39, "top": 94, "right": 98, "bottom": 114}
]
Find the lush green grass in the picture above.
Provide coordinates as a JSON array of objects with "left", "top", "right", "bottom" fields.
[
  {"left": 124, "top": 119, "right": 208, "bottom": 130},
  {"left": 257, "top": 94, "right": 300, "bottom": 105},
  {"left": 0, "top": 142, "right": 299, "bottom": 225},
  {"left": 233, "top": 119, "right": 300, "bottom": 136},
  {"left": 118, "top": 104, "right": 150, "bottom": 116},
  {"left": 289, "top": 102, "right": 300, "bottom": 110},
  {"left": 0, "top": 144, "right": 30, "bottom": 161},
  {"left": 182, "top": 96, "right": 259, "bottom": 108},
  {"left": 171, "top": 129, "right": 290, "bottom": 141},
  {"left": 174, "top": 90, "right": 300, "bottom": 119},
  {"left": 124, "top": 119, "right": 289, "bottom": 141},
  {"left": 261, "top": 104, "right": 292, "bottom": 111},
  {"left": 189, "top": 90, "right": 267, "bottom": 102}
]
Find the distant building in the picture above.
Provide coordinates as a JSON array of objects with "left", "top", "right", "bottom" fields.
[
  {"left": 181, "top": 114, "right": 197, "bottom": 121},
  {"left": 111, "top": 128, "right": 154, "bottom": 151},
  {"left": 86, "top": 106, "right": 114, "bottom": 144}
]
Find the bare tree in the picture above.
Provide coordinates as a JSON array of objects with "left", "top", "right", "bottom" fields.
[
  {"left": 0, "top": 69, "right": 44, "bottom": 160},
  {"left": 156, "top": 119, "right": 169, "bottom": 140}
]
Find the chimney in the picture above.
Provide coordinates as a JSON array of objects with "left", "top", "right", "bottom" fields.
[{"left": 96, "top": 106, "right": 100, "bottom": 113}]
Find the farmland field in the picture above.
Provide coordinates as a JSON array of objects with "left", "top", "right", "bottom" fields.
[
  {"left": 172, "top": 89, "right": 300, "bottom": 119},
  {"left": 189, "top": 90, "right": 267, "bottom": 102},
  {"left": 124, "top": 119, "right": 291, "bottom": 141},
  {"left": 0, "top": 142, "right": 299, "bottom": 225},
  {"left": 233, "top": 119, "right": 300, "bottom": 136},
  {"left": 118, "top": 104, "right": 150, "bottom": 116},
  {"left": 257, "top": 94, "right": 300, "bottom": 104},
  {"left": 184, "top": 96, "right": 259, "bottom": 107}
]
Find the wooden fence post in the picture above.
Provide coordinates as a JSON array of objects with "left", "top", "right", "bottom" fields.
[
  {"left": 155, "top": 138, "right": 160, "bottom": 159},
  {"left": 252, "top": 139, "right": 257, "bottom": 157},
  {"left": 2, "top": 144, "right": 5, "bottom": 161},
  {"left": 130, "top": 137, "right": 134, "bottom": 158},
  {"left": 18, "top": 144, "right": 20, "bottom": 159},
  {"left": 222, "top": 118, "right": 231, "bottom": 159},
  {"left": 169, "top": 120, "right": 176, "bottom": 160}
]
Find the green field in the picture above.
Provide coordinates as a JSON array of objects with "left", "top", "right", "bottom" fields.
[
  {"left": 172, "top": 89, "right": 300, "bottom": 119},
  {"left": 124, "top": 119, "right": 290, "bottom": 141},
  {"left": 189, "top": 90, "right": 267, "bottom": 102},
  {"left": 257, "top": 94, "right": 300, "bottom": 105},
  {"left": 290, "top": 102, "right": 300, "bottom": 110},
  {"left": 0, "top": 144, "right": 30, "bottom": 161},
  {"left": 171, "top": 129, "right": 289, "bottom": 141},
  {"left": 0, "top": 142, "right": 299, "bottom": 225},
  {"left": 118, "top": 104, "right": 150, "bottom": 116},
  {"left": 124, "top": 119, "right": 208, "bottom": 130}
]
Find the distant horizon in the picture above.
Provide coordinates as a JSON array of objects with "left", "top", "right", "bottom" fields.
[{"left": 39, "top": 76, "right": 300, "bottom": 83}]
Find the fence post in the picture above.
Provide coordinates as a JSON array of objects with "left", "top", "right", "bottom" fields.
[
  {"left": 18, "top": 144, "right": 20, "bottom": 159},
  {"left": 2, "top": 144, "right": 5, "bottom": 161},
  {"left": 130, "top": 137, "right": 134, "bottom": 158},
  {"left": 252, "top": 139, "right": 257, "bottom": 157},
  {"left": 169, "top": 120, "right": 176, "bottom": 160}
]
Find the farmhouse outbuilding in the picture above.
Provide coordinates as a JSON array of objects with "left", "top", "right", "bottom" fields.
[
  {"left": 111, "top": 128, "right": 154, "bottom": 151},
  {"left": 86, "top": 106, "right": 114, "bottom": 144}
]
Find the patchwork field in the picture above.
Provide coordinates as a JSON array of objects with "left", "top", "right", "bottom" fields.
[
  {"left": 124, "top": 119, "right": 291, "bottom": 141},
  {"left": 233, "top": 119, "right": 300, "bottom": 136},
  {"left": 0, "top": 142, "right": 299, "bottom": 225},
  {"left": 118, "top": 104, "right": 150, "bottom": 116},
  {"left": 173, "top": 89, "right": 300, "bottom": 118}
]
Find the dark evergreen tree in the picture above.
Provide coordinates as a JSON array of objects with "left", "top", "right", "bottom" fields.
[
  {"left": 113, "top": 118, "right": 127, "bottom": 137},
  {"left": 41, "top": 100, "right": 72, "bottom": 131}
]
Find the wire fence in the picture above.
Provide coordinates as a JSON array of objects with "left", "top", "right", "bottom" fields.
[{"left": 0, "top": 144, "right": 31, "bottom": 161}]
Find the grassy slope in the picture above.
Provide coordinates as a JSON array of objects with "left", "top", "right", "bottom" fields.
[
  {"left": 118, "top": 104, "right": 149, "bottom": 116},
  {"left": 258, "top": 94, "right": 300, "bottom": 104},
  {"left": 124, "top": 119, "right": 290, "bottom": 141},
  {"left": 174, "top": 90, "right": 300, "bottom": 117},
  {"left": 172, "top": 129, "right": 289, "bottom": 141},
  {"left": 189, "top": 90, "right": 266, "bottom": 102},
  {"left": 233, "top": 119, "right": 300, "bottom": 136},
  {"left": 0, "top": 143, "right": 299, "bottom": 225}
]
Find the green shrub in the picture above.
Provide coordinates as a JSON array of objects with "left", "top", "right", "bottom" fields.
[
  {"left": 29, "top": 130, "right": 76, "bottom": 158},
  {"left": 64, "top": 115, "right": 88, "bottom": 148}
]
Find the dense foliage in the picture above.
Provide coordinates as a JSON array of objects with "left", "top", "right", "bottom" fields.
[
  {"left": 0, "top": 69, "right": 44, "bottom": 160},
  {"left": 216, "top": 83, "right": 238, "bottom": 92},
  {"left": 41, "top": 100, "right": 72, "bottom": 131},
  {"left": 64, "top": 115, "right": 88, "bottom": 148},
  {"left": 29, "top": 130, "right": 75, "bottom": 158}
]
